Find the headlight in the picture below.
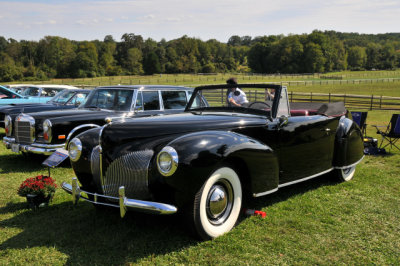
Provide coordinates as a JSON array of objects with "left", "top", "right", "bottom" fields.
[
  {"left": 157, "top": 146, "right": 178, "bottom": 176},
  {"left": 4, "top": 115, "right": 12, "bottom": 136},
  {"left": 43, "top": 119, "right": 52, "bottom": 143},
  {"left": 68, "top": 138, "right": 82, "bottom": 162}
]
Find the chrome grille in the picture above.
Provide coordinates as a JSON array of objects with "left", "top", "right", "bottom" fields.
[
  {"left": 103, "top": 150, "right": 154, "bottom": 200},
  {"left": 15, "top": 114, "right": 35, "bottom": 144}
]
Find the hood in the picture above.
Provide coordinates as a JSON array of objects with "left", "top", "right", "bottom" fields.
[
  {"left": 101, "top": 112, "right": 266, "bottom": 146},
  {"left": 17, "top": 108, "right": 116, "bottom": 123},
  {"left": 0, "top": 103, "right": 54, "bottom": 114}
]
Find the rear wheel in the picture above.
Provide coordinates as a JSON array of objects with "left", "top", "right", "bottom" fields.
[
  {"left": 334, "top": 166, "right": 356, "bottom": 182},
  {"left": 192, "top": 167, "right": 242, "bottom": 240}
]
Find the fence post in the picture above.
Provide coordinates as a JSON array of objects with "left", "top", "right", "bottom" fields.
[
  {"left": 329, "top": 93, "right": 331, "bottom": 103},
  {"left": 380, "top": 95, "right": 382, "bottom": 109},
  {"left": 370, "top": 95, "right": 374, "bottom": 110}
]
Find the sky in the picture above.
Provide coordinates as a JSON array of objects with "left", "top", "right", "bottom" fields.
[{"left": 0, "top": 0, "right": 399, "bottom": 43}]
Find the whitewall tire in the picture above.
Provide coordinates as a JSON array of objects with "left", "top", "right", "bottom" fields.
[
  {"left": 193, "top": 167, "right": 242, "bottom": 240},
  {"left": 335, "top": 166, "right": 356, "bottom": 182}
]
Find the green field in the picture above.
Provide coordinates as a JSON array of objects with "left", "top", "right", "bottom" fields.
[
  {"left": 4, "top": 70, "right": 400, "bottom": 97},
  {"left": 0, "top": 75, "right": 400, "bottom": 264}
]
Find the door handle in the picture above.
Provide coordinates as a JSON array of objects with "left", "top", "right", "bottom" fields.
[{"left": 321, "top": 128, "right": 331, "bottom": 135}]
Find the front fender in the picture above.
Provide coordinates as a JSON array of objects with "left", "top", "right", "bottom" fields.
[
  {"left": 161, "top": 130, "right": 279, "bottom": 202},
  {"left": 333, "top": 116, "right": 364, "bottom": 167},
  {"left": 65, "top": 124, "right": 101, "bottom": 149}
]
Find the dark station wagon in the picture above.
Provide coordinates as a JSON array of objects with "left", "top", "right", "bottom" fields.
[
  {"left": 3, "top": 85, "right": 202, "bottom": 155},
  {"left": 0, "top": 88, "right": 90, "bottom": 128},
  {"left": 61, "top": 83, "right": 364, "bottom": 240}
]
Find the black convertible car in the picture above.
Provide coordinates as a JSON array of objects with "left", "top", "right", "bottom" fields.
[
  {"left": 0, "top": 89, "right": 90, "bottom": 128},
  {"left": 3, "top": 85, "right": 201, "bottom": 155},
  {"left": 61, "top": 83, "right": 364, "bottom": 240}
]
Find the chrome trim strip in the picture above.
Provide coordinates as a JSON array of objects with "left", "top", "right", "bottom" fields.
[
  {"left": 31, "top": 143, "right": 64, "bottom": 149},
  {"left": 61, "top": 178, "right": 177, "bottom": 215},
  {"left": 65, "top": 124, "right": 101, "bottom": 149},
  {"left": 278, "top": 168, "right": 334, "bottom": 188},
  {"left": 333, "top": 156, "right": 364, "bottom": 170},
  {"left": 253, "top": 167, "right": 334, "bottom": 197},
  {"left": 253, "top": 188, "right": 278, "bottom": 197},
  {"left": 98, "top": 124, "right": 108, "bottom": 189},
  {"left": 99, "top": 145, "right": 104, "bottom": 188}
]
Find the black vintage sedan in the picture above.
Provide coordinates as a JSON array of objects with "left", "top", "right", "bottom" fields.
[
  {"left": 3, "top": 85, "right": 200, "bottom": 155},
  {"left": 61, "top": 84, "right": 364, "bottom": 240},
  {"left": 0, "top": 89, "right": 90, "bottom": 128}
]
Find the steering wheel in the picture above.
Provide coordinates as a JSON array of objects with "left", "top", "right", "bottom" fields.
[{"left": 248, "top": 101, "right": 271, "bottom": 110}]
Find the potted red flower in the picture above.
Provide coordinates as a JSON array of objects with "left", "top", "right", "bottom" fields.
[{"left": 17, "top": 175, "right": 57, "bottom": 209}]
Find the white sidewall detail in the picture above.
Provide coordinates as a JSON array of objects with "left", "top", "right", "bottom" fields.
[{"left": 199, "top": 167, "right": 242, "bottom": 238}]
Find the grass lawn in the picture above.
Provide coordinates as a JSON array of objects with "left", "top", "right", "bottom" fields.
[
  {"left": 1, "top": 74, "right": 400, "bottom": 264},
  {"left": 0, "top": 109, "right": 399, "bottom": 264}
]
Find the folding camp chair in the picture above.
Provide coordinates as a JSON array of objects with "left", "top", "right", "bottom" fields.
[
  {"left": 373, "top": 114, "right": 400, "bottom": 151},
  {"left": 351, "top": 111, "right": 368, "bottom": 137}
]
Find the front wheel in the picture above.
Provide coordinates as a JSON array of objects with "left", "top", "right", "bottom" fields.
[
  {"left": 334, "top": 166, "right": 356, "bottom": 182},
  {"left": 192, "top": 167, "right": 242, "bottom": 240}
]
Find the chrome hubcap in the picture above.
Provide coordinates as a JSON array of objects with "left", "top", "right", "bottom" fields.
[
  {"left": 206, "top": 179, "right": 233, "bottom": 225},
  {"left": 343, "top": 167, "right": 352, "bottom": 175},
  {"left": 208, "top": 185, "right": 227, "bottom": 218}
]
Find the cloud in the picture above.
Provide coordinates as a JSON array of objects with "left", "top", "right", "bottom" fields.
[
  {"left": 143, "top": 14, "right": 155, "bottom": 20},
  {"left": 0, "top": 0, "right": 399, "bottom": 42}
]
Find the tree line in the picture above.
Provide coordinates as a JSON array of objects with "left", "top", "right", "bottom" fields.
[{"left": 0, "top": 30, "right": 399, "bottom": 82}]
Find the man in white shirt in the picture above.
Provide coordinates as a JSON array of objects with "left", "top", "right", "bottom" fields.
[
  {"left": 228, "top": 87, "right": 248, "bottom": 106},
  {"left": 226, "top": 77, "right": 248, "bottom": 107}
]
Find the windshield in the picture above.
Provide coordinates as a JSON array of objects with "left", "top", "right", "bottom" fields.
[
  {"left": 83, "top": 89, "right": 134, "bottom": 111},
  {"left": 49, "top": 90, "right": 73, "bottom": 103},
  {"left": 20, "top": 87, "right": 40, "bottom": 97},
  {"left": 187, "top": 84, "right": 280, "bottom": 117}
]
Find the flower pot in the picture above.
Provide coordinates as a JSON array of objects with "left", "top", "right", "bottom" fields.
[{"left": 26, "top": 194, "right": 52, "bottom": 210}]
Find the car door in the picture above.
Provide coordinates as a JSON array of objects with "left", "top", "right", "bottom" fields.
[
  {"left": 276, "top": 115, "right": 339, "bottom": 185},
  {"left": 271, "top": 86, "right": 339, "bottom": 185}
]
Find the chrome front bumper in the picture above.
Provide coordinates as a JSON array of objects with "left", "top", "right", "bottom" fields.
[
  {"left": 3, "top": 136, "right": 64, "bottom": 155},
  {"left": 61, "top": 178, "right": 177, "bottom": 217}
]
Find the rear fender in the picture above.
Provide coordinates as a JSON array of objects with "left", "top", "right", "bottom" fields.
[
  {"left": 333, "top": 116, "right": 364, "bottom": 167},
  {"left": 162, "top": 130, "right": 279, "bottom": 199}
]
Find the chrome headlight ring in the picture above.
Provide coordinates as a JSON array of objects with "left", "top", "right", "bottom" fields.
[
  {"left": 68, "top": 137, "right": 82, "bottom": 162},
  {"left": 4, "top": 115, "right": 12, "bottom": 136},
  {"left": 157, "top": 146, "right": 179, "bottom": 177},
  {"left": 43, "top": 119, "right": 52, "bottom": 143}
]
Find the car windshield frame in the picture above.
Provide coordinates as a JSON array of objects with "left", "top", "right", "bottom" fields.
[{"left": 186, "top": 84, "right": 282, "bottom": 119}]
